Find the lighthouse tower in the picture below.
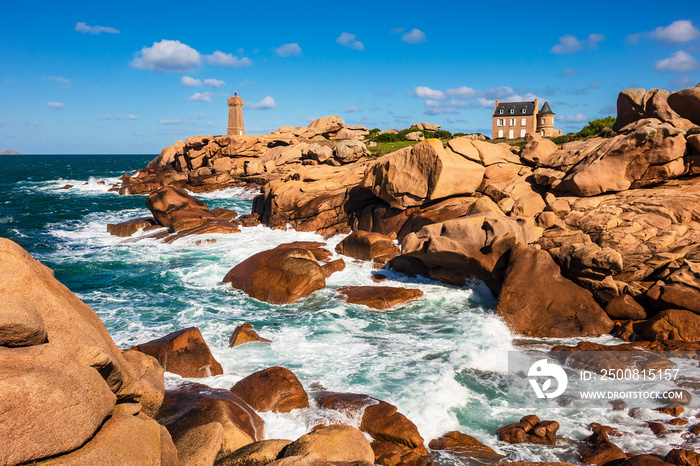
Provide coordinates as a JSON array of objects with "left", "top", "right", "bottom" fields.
[{"left": 227, "top": 92, "right": 245, "bottom": 136}]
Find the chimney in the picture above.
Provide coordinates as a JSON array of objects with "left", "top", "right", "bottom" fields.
[{"left": 534, "top": 98, "right": 539, "bottom": 115}]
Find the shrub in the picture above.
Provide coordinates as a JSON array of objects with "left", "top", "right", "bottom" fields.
[
  {"left": 453, "top": 132, "right": 466, "bottom": 137},
  {"left": 576, "top": 116, "right": 616, "bottom": 139}
]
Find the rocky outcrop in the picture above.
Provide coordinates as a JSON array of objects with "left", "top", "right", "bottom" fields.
[
  {"left": 361, "top": 139, "right": 485, "bottom": 208},
  {"left": 278, "top": 425, "right": 375, "bottom": 465},
  {"left": 230, "top": 366, "right": 309, "bottom": 413},
  {"left": 429, "top": 431, "right": 503, "bottom": 461},
  {"left": 132, "top": 327, "right": 224, "bottom": 378},
  {"left": 336, "top": 286, "right": 423, "bottom": 310},
  {"left": 497, "top": 243, "right": 614, "bottom": 337},
  {"left": 335, "top": 230, "right": 399, "bottom": 260},
  {"left": 497, "top": 415, "right": 559, "bottom": 445},
  {"left": 668, "top": 87, "right": 700, "bottom": 125},
  {"left": 223, "top": 242, "right": 343, "bottom": 304}
]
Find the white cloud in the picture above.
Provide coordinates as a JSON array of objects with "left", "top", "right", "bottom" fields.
[
  {"left": 477, "top": 97, "right": 496, "bottom": 107},
  {"left": 560, "top": 69, "right": 579, "bottom": 76},
  {"left": 46, "top": 102, "right": 65, "bottom": 109},
  {"left": 559, "top": 113, "right": 588, "bottom": 123},
  {"left": 206, "top": 51, "right": 252, "bottom": 67},
  {"left": 159, "top": 119, "right": 185, "bottom": 125},
  {"left": 337, "top": 33, "right": 364, "bottom": 50},
  {"left": 248, "top": 96, "right": 277, "bottom": 109},
  {"left": 626, "top": 33, "right": 643, "bottom": 45},
  {"left": 424, "top": 100, "right": 457, "bottom": 115},
  {"left": 485, "top": 86, "right": 518, "bottom": 99},
  {"left": 345, "top": 106, "right": 363, "bottom": 113},
  {"left": 98, "top": 114, "right": 140, "bottom": 120},
  {"left": 75, "top": 22, "right": 119, "bottom": 34},
  {"left": 414, "top": 86, "right": 445, "bottom": 99},
  {"left": 445, "top": 86, "right": 478, "bottom": 99},
  {"left": 275, "top": 43, "right": 302, "bottom": 57},
  {"left": 131, "top": 40, "right": 201, "bottom": 72},
  {"left": 203, "top": 78, "right": 225, "bottom": 88},
  {"left": 181, "top": 76, "right": 202, "bottom": 87},
  {"left": 402, "top": 28, "right": 426, "bottom": 44},
  {"left": 390, "top": 27, "right": 404, "bottom": 35},
  {"left": 651, "top": 20, "right": 700, "bottom": 45},
  {"left": 44, "top": 76, "right": 70, "bottom": 84},
  {"left": 654, "top": 51, "right": 699, "bottom": 73},
  {"left": 188, "top": 92, "right": 213, "bottom": 102},
  {"left": 551, "top": 33, "right": 605, "bottom": 54}
]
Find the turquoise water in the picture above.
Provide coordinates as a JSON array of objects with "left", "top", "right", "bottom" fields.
[{"left": 2, "top": 155, "right": 695, "bottom": 464}]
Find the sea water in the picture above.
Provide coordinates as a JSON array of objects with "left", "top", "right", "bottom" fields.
[{"left": 1, "top": 154, "right": 697, "bottom": 464}]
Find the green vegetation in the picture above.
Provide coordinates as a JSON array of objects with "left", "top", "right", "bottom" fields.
[
  {"left": 575, "top": 116, "right": 616, "bottom": 139},
  {"left": 367, "top": 140, "right": 420, "bottom": 157}
]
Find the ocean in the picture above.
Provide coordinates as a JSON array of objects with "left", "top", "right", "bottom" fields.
[{"left": 2, "top": 154, "right": 696, "bottom": 464}]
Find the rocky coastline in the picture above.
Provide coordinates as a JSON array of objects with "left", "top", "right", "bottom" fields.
[{"left": 3, "top": 85, "right": 700, "bottom": 465}]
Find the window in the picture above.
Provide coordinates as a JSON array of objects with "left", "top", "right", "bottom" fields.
[
  {"left": 498, "top": 130, "right": 504, "bottom": 138},
  {"left": 508, "top": 129, "right": 514, "bottom": 139},
  {"left": 541, "top": 130, "right": 545, "bottom": 136},
  {"left": 520, "top": 129, "right": 526, "bottom": 137},
  {"left": 521, "top": 108, "right": 527, "bottom": 114},
  {"left": 541, "top": 118, "right": 545, "bottom": 124},
  {"left": 499, "top": 109, "right": 504, "bottom": 114},
  {"left": 510, "top": 108, "right": 514, "bottom": 114},
  {"left": 521, "top": 118, "right": 526, "bottom": 126},
  {"left": 509, "top": 119, "right": 515, "bottom": 126},
  {"left": 496, "top": 118, "right": 505, "bottom": 126}
]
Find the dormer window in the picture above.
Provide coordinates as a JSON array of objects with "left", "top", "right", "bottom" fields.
[
  {"left": 509, "top": 108, "right": 514, "bottom": 114},
  {"left": 521, "top": 108, "right": 527, "bottom": 114},
  {"left": 499, "top": 109, "right": 504, "bottom": 114}
]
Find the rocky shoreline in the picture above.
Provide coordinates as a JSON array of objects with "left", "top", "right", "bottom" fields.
[{"left": 3, "top": 85, "right": 700, "bottom": 465}]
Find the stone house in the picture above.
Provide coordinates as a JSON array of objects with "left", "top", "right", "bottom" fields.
[{"left": 492, "top": 99, "right": 560, "bottom": 139}]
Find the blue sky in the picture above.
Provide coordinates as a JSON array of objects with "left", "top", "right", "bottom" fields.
[{"left": 1, "top": 0, "right": 699, "bottom": 154}]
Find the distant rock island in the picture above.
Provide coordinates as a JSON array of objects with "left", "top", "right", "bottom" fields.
[{"left": 0, "top": 150, "right": 21, "bottom": 155}]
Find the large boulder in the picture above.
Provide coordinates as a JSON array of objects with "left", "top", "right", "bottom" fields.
[
  {"left": 121, "top": 349, "right": 165, "bottom": 418},
  {"left": 336, "top": 286, "right": 423, "bottom": 310},
  {"left": 401, "top": 213, "right": 541, "bottom": 292},
  {"left": 39, "top": 414, "right": 173, "bottom": 466},
  {"left": 334, "top": 140, "right": 369, "bottom": 163},
  {"left": 668, "top": 87, "right": 700, "bottom": 125},
  {"left": 230, "top": 366, "right": 309, "bottom": 413},
  {"left": 228, "top": 323, "right": 271, "bottom": 347},
  {"left": 0, "top": 238, "right": 140, "bottom": 401},
  {"left": 278, "top": 425, "right": 374, "bottom": 465},
  {"left": 307, "top": 115, "right": 345, "bottom": 134},
  {"left": 520, "top": 133, "right": 558, "bottom": 165},
  {"left": 613, "top": 88, "right": 647, "bottom": 131},
  {"left": 496, "top": 243, "right": 614, "bottom": 337},
  {"left": 218, "top": 439, "right": 292, "bottom": 466},
  {"left": 428, "top": 431, "right": 503, "bottom": 461},
  {"left": 558, "top": 123, "right": 686, "bottom": 197},
  {"left": 497, "top": 415, "right": 559, "bottom": 445},
  {"left": 643, "top": 309, "right": 700, "bottom": 342},
  {"left": 361, "top": 139, "right": 485, "bottom": 209},
  {"left": 223, "top": 243, "right": 342, "bottom": 304},
  {"left": 132, "top": 327, "right": 223, "bottom": 378},
  {"left": 0, "top": 344, "right": 116, "bottom": 466},
  {"left": 335, "top": 230, "right": 399, "bottom": 260},
  {"left": 146, "top": 186, "right": 209, "bottom": 228}
]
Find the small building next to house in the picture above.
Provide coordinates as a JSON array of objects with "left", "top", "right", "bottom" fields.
[{"left": 491, "top": 98, "right": 561, "bottom": 139}]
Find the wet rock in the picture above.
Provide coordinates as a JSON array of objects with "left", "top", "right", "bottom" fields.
[
  {"left": 157, "top": 381, "right": 264, "bottom": 463},
  {"left": 656, "top": 402, "right": 684, "bottom": 417},
  {"left": 146, "top": 186, "right": 209, "bottom": 228},
  {"left": 223, "top": 243, "right": 342, "bottom": 304},
  {"left": 618, "top": 455, "right": 675, "bottom": 466},
  {"left": 0, "top": 344, "right": 116, "bottom": 466},
  {"left": 107, "top": 217, "right": 158, "bottom": 237},
  {"left": 0, "top": 293, "right": 47, "bottom": 347},
  {"left": 643, "top": 309, "right": 700, "bottom": 342},
  {"left": 497, "top": 415, "right": 559, "bottom": 445},
  {"left": 219, "top": 439, "right": 293, "bottom": 466},
  {"left": 279, "top": 425, "right": 374, "bottom": 465},
  {"left": 496, "top": 243, "right": 614, "bottom": 337},
  {"left": 231, "top": 366, "right": 309, "bottom": 413},
  {"left": 132, "top": 327, "right": 223, "bottom": 378},
  {"left": 335, "top": 230, "right": 399, "bottom": 260},
  {"left": 578, "top": 428, "right": 627, "bottom": 465},
  {"left": 162, "top": 220, "right": 240, "bottom": 244},
  {"left": 428, "top": 431, "right": 503, "bottom": 461},
  {"left": 315, "top": 391, "right": 427, "bottom": 456},
  {"left": 336, "top": 286, "right": 423, "bottom": 310},
  {"left": 371, "top": 440, "right": 431, "bottom": 466},
  {"left": 228, "top": 323, "right": 271, "bottom": 347},
  {"left": 666, "top": 448, "right": 700, "bottom": 466},
  {"left": 402, "top": 213, "right": 541, "bottom": 293}
]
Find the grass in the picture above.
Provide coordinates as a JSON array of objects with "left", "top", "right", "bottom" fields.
[{"left": 367, "top": 140, "right": 420, "bottom": 157}]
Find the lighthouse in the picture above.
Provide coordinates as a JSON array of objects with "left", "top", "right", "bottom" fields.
[{"left": 227, "top": 92, "right": 245, "bottom": 136}]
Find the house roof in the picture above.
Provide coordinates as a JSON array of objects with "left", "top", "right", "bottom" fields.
[
  {"left": 493, "top": 101, "right": 536, "bottom": 117},
  {"left": 539, "top": 101, "right": 555, "bottom": 115}
]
